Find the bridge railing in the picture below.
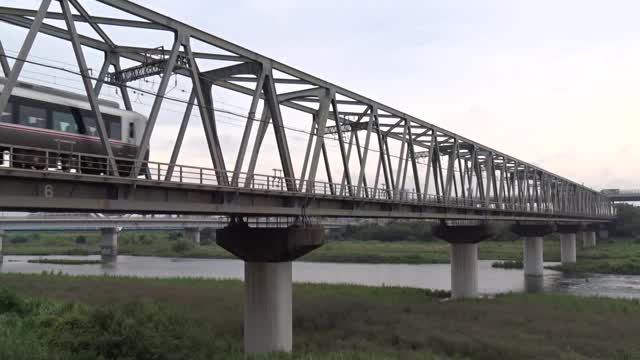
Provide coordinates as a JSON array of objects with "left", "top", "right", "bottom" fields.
[{"left": 0, "top": 143, "right": 613, "bottom": 218}]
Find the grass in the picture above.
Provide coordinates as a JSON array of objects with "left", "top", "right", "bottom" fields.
[
  {"left": 0, "top": 273, "right": 639, "bottom": 359},
  {"left": 548, "top": 237, "right": 640, "bottom": 275},
  {"left": 26, "top": 259, "right": 102, "bottom": 265},
  {"left": 6, "top": 231, "right": 640, "bottom": 275},
  {"left": 491, "top": 260, "right": 523, "bottom": 269},
  {"left": 2, "top": 231, "right": 561, "bottom": 264}
]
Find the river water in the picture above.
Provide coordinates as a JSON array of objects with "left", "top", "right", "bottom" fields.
[{"left": 2, "top": 255, "right": 640, "bottom": 299}]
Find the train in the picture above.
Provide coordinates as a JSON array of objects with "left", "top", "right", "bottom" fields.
[{"left": 0, "top": 77, "right": 148, "bottom": 175}]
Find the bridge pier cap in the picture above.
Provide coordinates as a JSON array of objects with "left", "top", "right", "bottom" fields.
[
  {"left": 216, "top": 219, "right": 325, "bottom": 262},
  {"left": 511, "top": 222, "right": 556, "bottom": 237},
  {"left": 432, "top": 221, "right": 496, "bottom": 244}
]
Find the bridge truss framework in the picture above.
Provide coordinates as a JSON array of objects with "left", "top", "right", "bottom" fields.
[{"left": 0, "top": 0, "right": 613, "bottom": 222}]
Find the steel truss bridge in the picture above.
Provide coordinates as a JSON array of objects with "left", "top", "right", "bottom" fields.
[
  {"left": 0, "top": 0, "right": 613, "bottom": 223},
  {"left": 602, "top": 189, "right": 640, "bottom": 203}
]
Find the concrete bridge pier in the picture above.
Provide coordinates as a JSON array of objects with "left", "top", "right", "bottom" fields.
[
  {"left": 100, "top": 227, "right": 118, "bottom": 263},
  {"left": 557, "top": 224, "right": 581, "bottom": 265},
  {"left": 216, "top": 219, "right": 324, "bottom": 355},
  {"left": 598, "top": 228, "right": 609, "bottom": 241},
  {"left": 433, "top": 222, "right": 495, "bottom": 299},
  {"left": 512, "top": 223, "right": 555, "bottom": 278},
  {"left": 584, "top": 231, "right": 597, "bottom": 248},
  {"left": 185, "top": 227, "right": 201, "bottom": 245}
]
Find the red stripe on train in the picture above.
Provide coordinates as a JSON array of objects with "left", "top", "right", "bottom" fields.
[{"left": 0, "top": 122, "right": 135, "bottom": 146}]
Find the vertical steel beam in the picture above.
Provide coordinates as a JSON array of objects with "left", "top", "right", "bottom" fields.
[
  {"left": 321, "top": 140, "right": 335, "bottom": 195},
  {"left": 393, "top": 120, "right": 408, "bottom": 199},
  {"left": 423, "top": 131, "right": 435, "bottom": 201},
  {"left": 353, "top": 129, "right": 370, "bottom": 197},
  {"left": 340, "top": 128, "right": 356, "bottom": 195},
  {"left": 340, "top": 107, "right": 369, "bottom": 195},
  {"left": 298, "top": 115, "right": 315, "bottom": 191},
  {"left": 373, "top": 154, "right": 382, "bottom": 197},
  {"left": 330, "top": 94, "right": 353, "bottom": 196},
  {"left": 93, "top": 51, "right": 113, "bottom": 96},
  {"left": 444, "top": 140, "right": 457, "bottom": 200},
  {"left": 244, "top": 108, "right": 271, "bottom": 187},
  {"left": 305, "top": 90, "right": 331, "bottom": 192},
  {"left": 457, "top": 146, "right": 467, "bottom": 201},
  {"left": 263, "top": 68, "right": 296, "bottom": 191},
  {"left": 383, "top": 135, "right": 395, "bottom": 193},
  {"left": 164, "top": 90, "right": 195, "bottom": 181},
  {"left": 356, "top": 109, "right": 375, "bottom": 197},
  {"left": 374, "top": 110, "right": 392, "bottom": 198},
  {"left": 111, "top": 58, "right": 133, "bottom": 111},
  {"left": 131, "top": 37, "right": 182, "bottom": 177},
  {"left": 185, "top": 41, "right": 228, "bottom": 185},
  {"left": 60, "top": 0, "right": 120, "bottom": 175},
  {"left": 0, "top": 0, "right": 52, "bottom": 119},
  {"left": 406, "top": 124, "right": 422, "bottom": 200},
  {"left": 400, "top": 146, "right": 410, "bottom": 199},
  {"left": 232, "top": 68, "right": 265, "bottom": 186}
]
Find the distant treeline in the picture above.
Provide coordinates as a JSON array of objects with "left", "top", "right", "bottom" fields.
[
  {"left": 329, "top": 204, "right": 640, "bottom": 242},
  {"left": 613, "top": 204, "right": 640, "bottom": 238},
  {"left": 327, "top": 221, "right": 518, "bottom": 242}
]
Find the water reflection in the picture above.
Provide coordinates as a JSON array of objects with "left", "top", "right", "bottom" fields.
[
  {"left": 524, "top": 275, "right": 544, "bottom": 293},
  {"left": 1, "top": 255, "right": 640, "bottom": 299}
]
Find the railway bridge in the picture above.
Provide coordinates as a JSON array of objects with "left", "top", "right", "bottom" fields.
[{"left": 0, "top": 0, "right": 615, "bottom": 355}]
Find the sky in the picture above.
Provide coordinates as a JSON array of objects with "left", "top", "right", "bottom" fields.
[{"left": 1, "top": 0, "right": 639, "bottom": 191}]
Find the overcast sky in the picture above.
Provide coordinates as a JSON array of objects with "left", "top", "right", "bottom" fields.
[{"left": 2, "top": 0, "right": 639, "bottom": 191}]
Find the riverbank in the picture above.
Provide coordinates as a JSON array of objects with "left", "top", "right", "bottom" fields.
[
  {"left": 2, "top": 231, "right": 562, "bottom": 263},
  {"left": 0, "top": 273, "right": 639, "bottom": 359},
  {"left": 548, "top": 239, "right": 640, "bottom": 275},
  {"left": 4, "top": 231, "right": 640, "bottom": 275}
]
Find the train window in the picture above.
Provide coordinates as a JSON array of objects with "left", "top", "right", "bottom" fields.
[
  {"left": 0, "top": 100, "right": 13, "bottom": 123},
  {"left": 81, "top": 115, "right": 98, "bottom": 136},
  {"left": 52, "top": 111, "right": 79, "bottom": 134},
  {"left": 106, "top": 115, "right": 121, "bottom": 141},
  {"left": 129, "top": 122, "right": 135, "bottom": 139},
  {"left": 18, "top": 104, "right": 47, "bottom": 128}
]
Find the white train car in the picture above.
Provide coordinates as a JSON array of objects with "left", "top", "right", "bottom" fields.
[{"left": 0, "top": 77, "right": 147, "bottom": 175}]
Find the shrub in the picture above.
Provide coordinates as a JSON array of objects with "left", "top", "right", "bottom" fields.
[
  {"left": 168, "top": 232, "right": 183, "bottom": 241},
  {"left": 171, "top": 240, "right": 194, "bottom": 253},
  {"left": 9, "top": 236, "right": 29, "bottom": 244},
  {"left": 74, "top": 236, "right": 87, "bottom": 245}
]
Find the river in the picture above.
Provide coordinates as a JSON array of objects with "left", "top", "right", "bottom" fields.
[{"left": 2, "top": 255, "right": 640, "bottom": 299}]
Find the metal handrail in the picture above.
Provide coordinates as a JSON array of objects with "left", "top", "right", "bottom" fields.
[{"left": 0, "top": 143, "right": 614, "bottom": 218}]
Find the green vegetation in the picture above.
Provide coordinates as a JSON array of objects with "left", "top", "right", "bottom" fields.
[
  {"left": 1, "top": 273, "right": 640, "bottom": 359},
  {"left": 2, "top": 230, "right": 561, "bottom": 264},
  {"left": 548, "top": 237, "right": 640, "bottom": 274},
  {"left": 4, "top": 206, "right": 640, "bottom": 276},
  {"left": 27, "top": 259, "right": 102, "bottom": 265},
  {"left": 491, "top": 260, "right": 523, "bottom": 269}
]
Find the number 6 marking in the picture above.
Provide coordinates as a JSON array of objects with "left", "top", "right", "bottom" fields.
[{"left": 44, "top": 184, "right": 54, "bottom": 198}]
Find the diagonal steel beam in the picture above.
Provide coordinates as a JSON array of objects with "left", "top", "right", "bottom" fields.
[
  {"left": 164, "top": 90, "right": 195, "bottom": 181},
  {"left": 0, "top": 0, "right": 52, "bottom": 123},
  {"left": 0, "top": 41, "right": 10, "bottom": 77},
  {"left": 231, "top": 68, "right": 265, "bottom": 186},
  {"left": 68, "top": 0, "right": 115, "bottom": 48},
  {"left": 263, "top": 68, "right": 296, "bottom": 191},
  {"left": 131, "top": 37, "right": 182, "bottom": 177},
  {"left": 60, "top": 0, "right": 120, "bottom": 175}
]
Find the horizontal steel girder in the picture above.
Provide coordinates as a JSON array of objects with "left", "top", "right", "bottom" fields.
[{"left": 0, "top": 168, "right": 612, "bottom": 223}]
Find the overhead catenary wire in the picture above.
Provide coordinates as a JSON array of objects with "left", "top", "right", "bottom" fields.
[{"left": 0, "top": 52, "right": 445, "bottom": 170}]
